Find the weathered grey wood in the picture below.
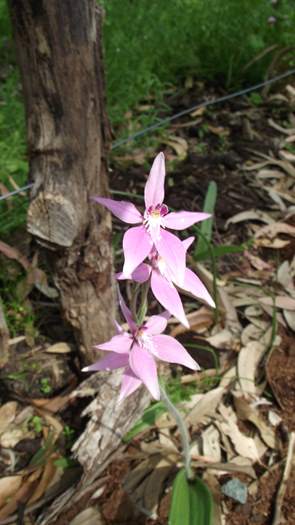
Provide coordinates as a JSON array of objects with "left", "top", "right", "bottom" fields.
[
  {"left": 37, "top": 372, "right": 150, "bottom": 525},
  {"left": 9, "top": 0, "right": 115, "bottom": 364}
]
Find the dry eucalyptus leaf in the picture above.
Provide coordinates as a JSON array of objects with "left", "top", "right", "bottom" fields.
[
  {"left": 124, "top": 458, "right": 159, "bottom": 494},
  {"left": 162, "top": 136, "right": 188, "bottom": 160},
  {"left": 220, "top": 367, "right": 237, "bottom": 389},
  {"left": 233, "top": 393, "right": 276, "bottom": 449},
  {"left": 277, "top": 261, "right": 295, "bottom": 295},
  {"left": 185, "top": 387, "right": 225, "bottom": 427},
  {"left": 268, "top": 410, "right": 282, "bottom": 427},
  {"left": 237, "top": 341, "right": 266, "bottom": 395},
  {"left": 255, "top": 238, "right": 290, "bottom": 249},
  {"left": 0, "top": 401, "right": 18, "bottom": 434},
  {"left": 241, "top": 323, "right": 266, "bottom": 346},
  {"left": 45, "top": 342, "right": 72, "bottom": 354},
  {"left": 0, "top": 426, "right": 35, "bottom": 448},
  {"left": 28, "top": 458, "right": 57, "bottom": 504},
  {"left": 218, "top": 405, "right": 260, "bottom": 462},
  {"left": 170, "top": 307, "right": 213, "bottom": 337},
  {"left": 284, "top": 310, "right": 295, "bottom": 331},
  {"left": 206, "top": 329, "right": 234, "bottom": 350},
  {"left": 69, "top": 507, "right": 105, "bottom": 525},
  {"left": 259, "top": 295, "right": 295, "bottom": 311},
  {"left": 143, "top": 457, "right": 174, "bottom": 516},
  {"left": 202, "top": 425, "right": 222, "bottom": 462},
  {"left": 0, "top": 476, "right": 22, "bottom": 509},
  {"left": 225, "top": 209, "right": 275, "bottom": 228},
  {"left": 254, "top": 222, "right": 295, "bottom": 239}
]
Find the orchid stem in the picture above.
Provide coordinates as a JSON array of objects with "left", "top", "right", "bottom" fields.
[
  {"left": 160, "top": 385, "right": 194, "bottom": 481},
  {"left": 137, "top": 281, "right": 150, "bottom": 325}
]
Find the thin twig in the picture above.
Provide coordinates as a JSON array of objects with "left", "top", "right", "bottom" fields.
[{"left": 272, "top": 432, "right": 295, "bottom": 525}]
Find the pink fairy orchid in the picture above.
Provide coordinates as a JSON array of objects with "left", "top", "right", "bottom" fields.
[
  {"left": 82, "top": 291, "right": 199, "bottom": 402},
  {"left": 117, "top": 237, "right": 215, "bottom": 328},
  {"left": 93, "top": 152, "right": 210, "bottom": 284}
]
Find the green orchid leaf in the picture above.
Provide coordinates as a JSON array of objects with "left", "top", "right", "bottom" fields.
[
  {"left": 195, "top": 181, "right": 217, "bottom": 259},
  {"left": 169, "top": 469, "right": 213, "bottom": 525}
]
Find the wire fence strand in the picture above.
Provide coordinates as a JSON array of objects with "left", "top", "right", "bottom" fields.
[{"left": 1, "top": 67, "right": 295, "bottom": 203}]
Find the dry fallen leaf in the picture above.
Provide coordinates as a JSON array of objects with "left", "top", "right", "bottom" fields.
[
  {"left": 69, "top": 507, "right": 105, "bottom": 525},
  {"left": 45, "top": 342, "right": 72, "bottom": 354},
  {"left": 0, "top": 476, "right": 22, "bottom": 509},
  {"left": 259, "top": 295, "right": 295, "bottom": 311},
  {"left": 185, "top": 387, "right": 225, "bottom": 427},
  {"left": 233, "top": 393, "right": 276, "bottom": 449},
  {"left": 0, "top": 401, "right": 17, "bottom": 434},
  {"left": 225, "top": 209, "right": 275, "bottom": 228},
  {"left": 202, "top": 425, "right": 222, "bottom": 462},
  {"left": 218, "top": 404, "right": 260, "bottom": 462},
  {"left": 237, "top": 341, "right": 266, "bottom": 395}
]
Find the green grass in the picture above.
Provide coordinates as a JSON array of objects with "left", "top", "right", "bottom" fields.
[{"left": 0, "top": 0, "right": 295, "bottom": 237}]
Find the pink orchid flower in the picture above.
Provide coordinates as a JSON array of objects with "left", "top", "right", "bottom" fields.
[
  {"left": 117, "top": 237, "right": 215, "bottom": 328},
  {"left": 82, "top": 291, "right": 199, "bottom": 402},
  {"left": 93, "top": 152, "right": 210, "bottom": 284}
]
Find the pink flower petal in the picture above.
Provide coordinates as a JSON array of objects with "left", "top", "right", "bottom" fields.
[
  {"left": 151, "top": 270, "right": 189, "bottom": 328},
  {"left": 118, "top": 367, "right": 143, "bottom": 403},
  {"left": 82, "top": 352, "right": 129, "bottom": 372},
  {"left": 182, "top": 236, "right": 195, "bottom": 253},
  {"left": 93, "top": 197, "right": 142, "bottom": 224},
  {"left": 117, "top": 287, "right": 137, "bottom": 332},
  {"left": 144, "top": 152, "right": 166, "bottom": 209},
  {"left": 123, "top": 225, "right": 153, "bottom": 277},
  {"left": 151, "top": 335, "right": 199, "bottom": 370},
  {"left": 155, "top": 229, "right": 186, "bottom": 285},
  {"left": 114, "top": 319, "right": 123, "bottom": 334},
  {"left": 116, "top": 263, "right": 151, "bottom": 284},
  {"left": 182, "top": 268, "right": 215, "bottom": 308},
  {"left": 129, "top": 343, "right": 160, "bottom": 400},
  {"left": 144, "top": 313, "right": 169, "bottom": 335},
  {"left": 163, "top": 211, "right": 211, "bottom": 230},
  {"left": 94, "top": 334, "right": 133, "bottom": 353}
]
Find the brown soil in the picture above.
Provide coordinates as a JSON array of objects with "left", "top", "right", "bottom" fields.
[{"left": 267, "top": 331, "right": 295, "bottom": 431}]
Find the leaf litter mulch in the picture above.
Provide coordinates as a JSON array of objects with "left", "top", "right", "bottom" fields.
[{"left": 0, "top": 80, "right": 295, "bottom": 524}]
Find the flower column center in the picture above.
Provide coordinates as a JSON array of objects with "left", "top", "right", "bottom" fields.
[{"left": 144, "top": 204, "right": 168, "bottom": 241}]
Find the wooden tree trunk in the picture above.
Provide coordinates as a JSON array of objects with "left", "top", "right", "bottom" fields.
[
  {"left": 9, "top": 5, "right": 151, "bottom": 522},
  {"left": 9, "top": 0, "right": 115, "bottom": 364}
]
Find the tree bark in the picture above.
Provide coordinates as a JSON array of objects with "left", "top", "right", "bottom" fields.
[{"left": 9, "top": 0, "right": 115, "bottom": 364}]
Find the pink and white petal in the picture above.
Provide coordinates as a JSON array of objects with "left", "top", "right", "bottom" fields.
[
  {"left": 144, "top": 152, "right": 166, "bottom": 209},
  {"left": 117, "top": 287, "right": 137, "bottom": 332},
  {"left": 182, "top": 236, "right": 195, "bottom": 253},
  {"left": 116, "top": 266, "right": 151, "bottom": 283},
  {"left": 129, "top": 343, "right": 160, "bottom": 400},
  {"left": 118, "top": 367, "right": 143, "bottom": 403},
  {"left": 94, "top": 334, "right": 133, "bottom": 354},
  {"left": 82, "top": 352, "right": 129, "bottom": 372},
  {"left": 144, "top": 313, "right": 169, "bottom": 335},
  {"left": 93, "top": 197, "right": 142, "bottom": 224},
  {"left": 151, "top": 335, "right": 199, "bottom": 370},
  {"left": 183, "top": 268, "right": 215, "bottom": 308},
  {"left": 123, "top": 226, "right": 153, "bottom": 277},
  {"left": 155, "top": 229, "right": 186, "bottom": 285},
  {"left": 151, "top": 270, "right": 189, "bottom": 328},
  {"left": 114, "top": 319, "right": 124, "bottom": 334},
  {"left": 163, "top": 211, "right": 211, "bottom": 230}
]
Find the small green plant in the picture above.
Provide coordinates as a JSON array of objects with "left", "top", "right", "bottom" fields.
[
  {"left": 30, "top": 415, "right": 43, "bottom": 434},
  {"left": 63, "top": 425, "right": 76, "bottom": 448},
  {"left": 40, "top": 377, "right": 53, "bottom": 395},
  {"left": 248, "top": 91, "right": 263, "bottom": 106}
]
